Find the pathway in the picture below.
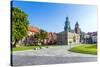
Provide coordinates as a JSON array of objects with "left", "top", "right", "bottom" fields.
[{"left": 12, "top": 45, "right": 97, "bottom": 66}]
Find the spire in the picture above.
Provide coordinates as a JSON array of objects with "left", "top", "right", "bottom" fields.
[
  {"left": 75, "top": 21, "right": 80, "bottom": 34},
  {"left": 66, "top": 16, "right": 69, "bottom": 20},
  {"left": 75, "top": 21, "right": 79, "bottom": 27},
  {"left": 64, "top": 16, "right": 71, "bottom": 32}
]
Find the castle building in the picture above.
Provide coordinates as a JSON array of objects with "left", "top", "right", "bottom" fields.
[
  {"left": 75, "top": 21, "right": 80, "bottom": 34},
  {"left": 83, "top": 32, "right": 97, "bottom": 44},
  {"left": 57, "top": 17, "right": 80, "bottom": 45},
  {"left": 20, "top": 17, "right": 81, "bottom": 45}
]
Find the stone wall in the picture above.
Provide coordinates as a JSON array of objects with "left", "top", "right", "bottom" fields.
[{"left": 57, "top": 32, "right": 80, "bottom": 45}]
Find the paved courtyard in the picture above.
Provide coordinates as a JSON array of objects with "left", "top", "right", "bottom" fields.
[{"left": 12, "top": 45, "right": 97, "bottom": 66}]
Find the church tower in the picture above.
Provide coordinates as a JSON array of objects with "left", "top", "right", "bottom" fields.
[
  {"left": 64, "top": 16, "right": 71, "bottom": 45},
  {"left": 75, "top": 21, "right": 80, "bottom": 34},
  {"left": 64, "top": 17, "right": 71, "bottom": 32},
  {"left": 74, "top": 21, "right": 81, "bottom": 43}
]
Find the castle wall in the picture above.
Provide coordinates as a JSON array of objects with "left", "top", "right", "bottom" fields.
[
  {"left": 68, "top": 32, "right": 80, "bottom": 44},
  {"left": 57, "top": 32, "right": 80, "bottom": 45}
]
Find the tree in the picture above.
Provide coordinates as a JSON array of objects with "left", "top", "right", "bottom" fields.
[
  {"left": 11, "top": 7, "right": 29, "bottom": 47},
  {"left": 34, "top": 29, "right": 48, "bottom": 45},
  {"left": 39, "top": 29, "right": 48, "bottom": 41}
]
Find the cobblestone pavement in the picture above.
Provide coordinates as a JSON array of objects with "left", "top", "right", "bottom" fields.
[{"left": 12, "top": 45, "right": 97, "bottom": 66}]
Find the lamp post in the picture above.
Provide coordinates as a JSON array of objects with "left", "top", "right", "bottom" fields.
[{"left": 69, "top": 41, "right": 72, "bottom": 49}]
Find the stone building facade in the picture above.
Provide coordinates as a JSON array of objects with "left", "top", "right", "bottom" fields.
[
  {"left": 83, "top": 32, "right": 97, "bottom": 44},
  {"left": 20, "top": 25, "right": 40, "bottom": 45},
  {"left": 19, "top": 17, "right": 81, "bottom": 45},
  {"left": 57, "top": 17, "right": 80, "bottom": 45},
  {"left": 46, "top": 32, "right": 57, "bottom": 45}
]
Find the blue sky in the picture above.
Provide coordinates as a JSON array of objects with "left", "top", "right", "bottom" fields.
[{"left": 12, "top": 1, "right": 97, "bottom": 33}]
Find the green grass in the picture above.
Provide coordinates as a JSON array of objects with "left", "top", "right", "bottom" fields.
[
  {"left": 69, "top": 44, "right": 97, "bottom": 55},
  {"left": 12, "top": 46, "right": 43, "bottom": 51}
]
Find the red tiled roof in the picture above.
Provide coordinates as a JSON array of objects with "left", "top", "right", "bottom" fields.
[{"left": 28, "top": 25, "right": 39, "bottom": 33}]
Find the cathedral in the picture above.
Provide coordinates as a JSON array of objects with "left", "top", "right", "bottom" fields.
[
  {"left": 20, "top": 17, "right": 81, "bottom": 46},
  {"left": 57, "top": 17, "right": 81, "bottom": 45}
]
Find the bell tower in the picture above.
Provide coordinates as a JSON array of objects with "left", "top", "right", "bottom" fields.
[
  {"left": 64, "top": 17, "right": 71, "bottom": 32},
  {"left": 64, "top": 16, "right": 71, "bottom": 45},
  {"left": 75, "top": 21, "right": 80, "bottom": 34}
]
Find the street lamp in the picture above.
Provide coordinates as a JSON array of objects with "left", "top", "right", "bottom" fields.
[{"left": 69, "top": 41, "right": 72, "bottom": 49}]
